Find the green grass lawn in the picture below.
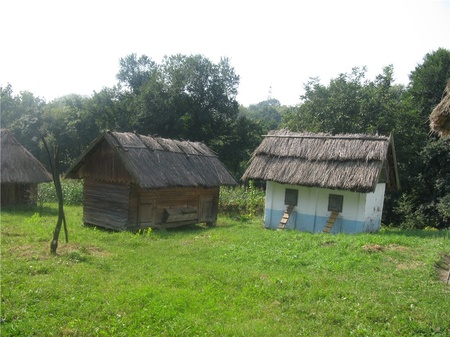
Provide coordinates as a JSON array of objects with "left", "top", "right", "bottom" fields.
[{"left": 1, "top": 204, "right": 449, "bottom": 336}]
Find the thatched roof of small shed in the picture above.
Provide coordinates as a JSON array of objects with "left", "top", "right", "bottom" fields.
[
  {"left": 242, "top": 130, "right": 400, "bottom": 193},
  {"left": 0, "top": 129, "right": 52, "bottom": 184},
  {"left": 66, "top": 131, "right": 237, "bottom": 188},
  {"left": 430, "top": 80, "right": 450, "bottom": 137}
]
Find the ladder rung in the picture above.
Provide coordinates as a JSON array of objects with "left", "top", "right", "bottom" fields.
[{"left": 323, "top": 211, "right": 339, "bottom": 233}]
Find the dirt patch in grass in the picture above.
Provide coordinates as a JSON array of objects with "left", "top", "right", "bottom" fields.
[
  {"left": 362, "top": 244, "right": 426, "bottom": 270},
  {"left": 362, "top": 244, "right": 385, "bottom": 252},
  {"left": 362, "top": 244, "right": 409, "bottom": 253},
  {"left": 435, "top": 254, "right": 450, "bottom": 284}
]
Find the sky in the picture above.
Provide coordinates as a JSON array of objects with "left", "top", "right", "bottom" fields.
[{"left": 1, "top": 0, "right": 449, "bottom": 107}]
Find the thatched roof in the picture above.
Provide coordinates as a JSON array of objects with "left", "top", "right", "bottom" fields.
[
  {"left": 430, "top": 80, "right": 450, "bottom": 137},
  {"left": 0, "top": 129, "right": 52, "bottom": 184},
  {"left": 66, "top": 131, "right": 238, "bottom": 188},
  {"left": 242, "top": 130, "right": 400, "bottom": 193}
]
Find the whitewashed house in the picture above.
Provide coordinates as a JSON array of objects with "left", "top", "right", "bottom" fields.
[{"left": 242, "top": 130, "right": 400, "bottom": 233}]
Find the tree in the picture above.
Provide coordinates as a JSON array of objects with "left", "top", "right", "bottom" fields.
[
  {"left": 281, "top": 66, "right": 404, "bottom": 135},
  {"left": 395, "top": 48, "right": 450, "bottom": 188},
  {"left": 86, "top": 87, "right": 132, "bottom": 131},
  {"left": 122, "top": 54, "right": 240, "bottom": 142},
  {"left": 408, "top": 48, "right": 450, "bottom": 123},
  {"left": 1, "top": 86, "right": 48, "bottom": 164},
  {"left": 240, "top": 98, "right": 284, "bottom": 131},
  {"left": 42, "top": 94, "right": 98, "bottom": 169},
  {"left": 395, "top": 138, "right": 450, "bottom": 229},
  {"left": 209, "top": 116, "right": 264, "bottom": 178},
  {"left": 116, "top": 53, "right": 157, "bottom": 94}
]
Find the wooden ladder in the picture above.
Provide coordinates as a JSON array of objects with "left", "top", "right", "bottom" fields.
[
  {"left": 278, "top": 205, "right": 295, "bottom": 229},
  {"left": 323, "top": 211, "right": 339, "bottom": 233}
]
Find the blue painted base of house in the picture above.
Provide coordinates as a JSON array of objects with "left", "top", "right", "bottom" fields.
[{"left": 265, "top": 209, "right": 380, "bottom": 234}]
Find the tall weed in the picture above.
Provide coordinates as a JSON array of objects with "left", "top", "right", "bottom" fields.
[
  {"left": 219, "top": 181, "right": 265, "bottom": 218},
  {"left": 38, "top": 179, "right": 83, "bottom": 206}
]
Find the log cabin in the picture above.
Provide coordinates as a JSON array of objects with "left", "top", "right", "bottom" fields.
[{"left": 65, "top": 131, "right": 237, "bottom": 230}]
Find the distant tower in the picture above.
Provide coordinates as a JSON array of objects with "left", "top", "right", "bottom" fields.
[{"left": 267, "top": 84, "right": 272, "bottom": 101}]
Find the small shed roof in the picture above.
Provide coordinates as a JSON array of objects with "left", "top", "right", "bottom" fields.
[
  {"left": 66, "top": 131, "right": 238, "bottom": 188},
  {"left": 242, "top": 129, "right": 400, "bottom": 193},
  {"left": 0, "top": 129, "right": 52, "bottom": 184}
]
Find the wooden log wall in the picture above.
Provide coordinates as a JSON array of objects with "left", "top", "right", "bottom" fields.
[
  {"left": 83, "top": 179, "right": 130, "bottom": 230},
  {"left": 1, "top": 183, "right": 37, "bottom": 206},
  {"left": 82, "top": 180, "right": 220, "bottom": 231},
  {"left": 78, "top": 140, "right": 132, "bottom": 182},
  {"left": 128, "top": 185, "right": 220, "bottom": 230}
]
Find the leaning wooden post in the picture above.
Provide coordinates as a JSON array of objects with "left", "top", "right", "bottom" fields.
[{"left": 41, "top": 137, "right": 68, "bottom": 254}]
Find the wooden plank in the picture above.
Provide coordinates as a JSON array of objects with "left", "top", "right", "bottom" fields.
[{"left": 163, "top": 207, "right": 198, "bottom": 223}]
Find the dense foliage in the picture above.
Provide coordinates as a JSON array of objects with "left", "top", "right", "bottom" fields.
[{"left": 2, "top": 48, "right": 450, "bottom": 229}]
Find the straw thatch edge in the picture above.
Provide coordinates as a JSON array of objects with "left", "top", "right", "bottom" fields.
[
  {"left": 430, "top": 80, "right": 450, "bottom": 137},
  {"left": 1, "top": 129, "right": 52, "bottom": 183},
  {"left": 242, "top": 130, "right": 399, "bottom": 193}
]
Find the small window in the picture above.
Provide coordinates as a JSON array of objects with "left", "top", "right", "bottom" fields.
[
  {"left": 328, "top": 194, "right": 343, "bottom": 212},
  {"left": 285, "top": 189, "right": 298, "bottom": 206}
]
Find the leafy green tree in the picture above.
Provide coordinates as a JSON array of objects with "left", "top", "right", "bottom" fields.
[
  {"left": 1, "top": 85, "right": 48, "bottom": 163},
  {"left": 86, "top": 87, "right": 132, "bottom": 131},
  {"left": 42, "top": 94, "right": 98, "bottom": 168},
  {"left": 1, "top": 84, "right": 19, "bottom": 125},
  {"left": 209, "top": 116, "right": 264, "bottom": 179},
  {"left": 408, "top": 48, "right": 450, "bottom": 123},
  {"left": 116, "top": 53, "right": 157, "bottom": 94},
  {"left": 240, "top": 98, "right": 284, "bottom": 131},
  {"left": 395, "top": 138, "right": 450, "bottom": 229},
  {"left": 123, "top": 54, "right": 240, "bottom": 143},
  {"left": 281, "top": 66, "right": 404, "bottom": 135},
  {"left": 393, "top": 48, "right": 450, "bottom": 228}
]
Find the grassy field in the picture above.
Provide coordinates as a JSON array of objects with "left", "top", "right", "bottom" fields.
[{"left": 1, "top": 204, "right": 449, "bottom": 337}]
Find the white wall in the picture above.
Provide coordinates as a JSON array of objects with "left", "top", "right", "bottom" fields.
[
  {"left": 265, "top": 181, "right": 385, "bottom": 233},
  {"left": 363, "top": 183, "right": 386, "bottom": 232}
]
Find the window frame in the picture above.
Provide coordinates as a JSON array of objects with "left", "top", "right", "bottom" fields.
[
  {"left": 284, "top": 188, "right": 298, "bottom": 206},
  {"left": 328, "top": 194, "right": 343, "bottom": 212}
]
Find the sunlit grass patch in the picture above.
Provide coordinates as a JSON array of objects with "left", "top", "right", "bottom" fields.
[{"left": 1, "top": 204, "right": 449, "bottom": 336}]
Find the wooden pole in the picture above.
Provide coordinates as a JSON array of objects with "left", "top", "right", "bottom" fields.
[{"left": 41, "top": 137, "right": 68, "bottom": 254}]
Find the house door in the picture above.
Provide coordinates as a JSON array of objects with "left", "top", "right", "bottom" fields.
[{"left": 139, "top": 200, "right": 155, "bottom": 227}]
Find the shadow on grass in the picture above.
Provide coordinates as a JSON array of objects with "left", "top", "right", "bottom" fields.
[
  {"left": 1, "top": 204, "right": 59, "bottom": 217},
  {"left": 80, "top": 221, "right": 216, "bottom": 238}
]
